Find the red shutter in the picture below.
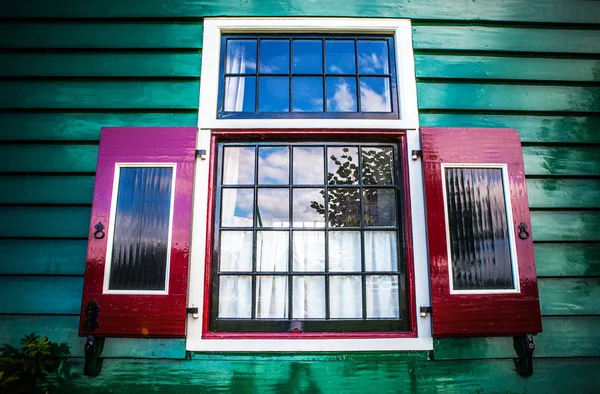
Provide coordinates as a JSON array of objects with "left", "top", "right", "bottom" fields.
[
  {"left": 79, "top": 127, "right": 196, "bottom": 337},
  {"left": 422, "top": 128, "right": 542, "bottom": 337}
]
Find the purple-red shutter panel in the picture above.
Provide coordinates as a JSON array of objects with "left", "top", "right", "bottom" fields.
[
  {"left": 79, "top": 127, "right": 196, "bottom": 337},
  {"left": 421, "top": 128, "right": 542, "bottom": 337}
]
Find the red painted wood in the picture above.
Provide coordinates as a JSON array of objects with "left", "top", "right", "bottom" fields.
[
  {"left": 79, "top": 127, "right": 196, "bottom": 338},
  {"left": 202, "top": 129, "right": 417, "bottom": 339},
  {"left": 421, "top": 127, "right": 542, "bottom": 337}
]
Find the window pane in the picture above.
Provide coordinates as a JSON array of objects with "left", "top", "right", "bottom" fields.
[
  {"left": 293, "top": 188, "right": 325, "bottom": 228},
  {"left": 220, "top": 231, "right": 253, "bottom": 272},
  {"left": 325, "top": 40, "right": 356, "bottom": 74},
  {"left": 293, "top": 231, "right": 325, "bottom": 272},
  {"left": 260, "top": 40, "right": 290, "bottom": 74},
  {"left": 293, "top": 40, "right": 323, "bottom": 73},
  {"left": 258, "top": 146, "right": 289, "bottom": 185},
  {"left": 257, "top": 188, "right": 289, "bottom": 227},
  {"left": 223, "top": 147, "right": 255, "bottom": 185},
  {"left": 363, "top": 188, "right": 396, "bottom": 227},
  {"left": 293, "top": 147, "right": 324, "bottom": 185},
  {"left": 327, "top": 146, "right": 358, "bottom": 185},
  {"left": 292, "top": 77, "right": 324, "bottom": 112},
  {"left": 360, "top": 77, "right": 391, "bottom": 112},
  {"left": 361, "top": 147, "right": 393, "bottom": 185},
  {"left": 293, "top": 276, "right": 326, "bottom": 318},
  {"left": 109, "top": 167, "right": 173, "bottom": 291},
  {"left": 364, "top": 231, "right": 398, "bottom": 272},
  {"left": 226, "top": 39, "right": 257, "bottom": 73},
  {"left": 257, "top": 231, "right": 289, "bottom": 272},
  {"left": 328, "top": 187, "right": 360, "bottom": 227},
  {"left": 445, "top": 167, "right": 515, "bottom": 290},
  {"left": 357, "top": 40, "right": 389, "bottom": 74},
  {"left": 256, "top": 276, "right": 289, "bottom": 318},
  {"left": 258, "top": 76, "right": 290, "bottom": 112},
  {"left": 326, "top": 77, "right": 357, "bottom": 112},
  {"left": 366, "top": 276, "right": 399, "bottom": 318},
  {"left": 219, "top": 275, "right": 252, "bottom": 318},
  {"left": 330, "top": 276, "right": 362, "bottom": 318},
  {"left": 328, "top": 231, "right": 361, "bottom": 272},
  {"left": 221, "top": 189, "right": 254, "bottom": 227},
  {"left": 224, "top": 76, "right": 256, "bottom": 112}
]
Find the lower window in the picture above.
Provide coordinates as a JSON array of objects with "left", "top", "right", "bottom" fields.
[{"left": 210, "top": 140, "right": 409, "bottom": 332}]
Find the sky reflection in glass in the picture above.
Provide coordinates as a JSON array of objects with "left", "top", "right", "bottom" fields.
[
  {"left": 325, "top": 40, "right": 356, "bottom": 74},
  {"left": 258, "top": 147, "right": 289, "bottom": 184},
  {"left": 259, "top": 76, "right": 289, "bottom": 112},
  {"left": 292, "top": 77, "right": 323, "bottom": 112},
  {"left": 260, "top": 40, "right": 290, "bottom": 73},
  {"left": 293, "top": 40, "right": 322, "bottom": 73}
]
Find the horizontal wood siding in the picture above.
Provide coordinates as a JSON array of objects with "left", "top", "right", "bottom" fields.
[{"left": 0, "top": 0, "right": 598, "bottom": 392}]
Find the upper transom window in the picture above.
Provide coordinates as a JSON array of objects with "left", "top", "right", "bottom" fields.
[{"left": 217, "top": 35, "right": 399, "bottom": 119}]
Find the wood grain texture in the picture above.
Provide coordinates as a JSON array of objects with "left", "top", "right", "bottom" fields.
[
  {"left": 522, "top": 147, "right": 600, "bottom": 176},
  {"left": 531, "top": 211, "right": 600, "bottom": 242},
  {"left": 0, "top": 81, "right": 200, "bottom": 109},
  {"left": 0, "top": 206, "right": 90, "bottom": 238},
  {"left": 0, "top": 239, "right": 87, "bottom": 275},
  {"left": 0, "top": 53, "right": 202, "bottom": 77},
  {"left": 1, "top": 0, "right": 599, "bottom": 23},
  {"left": 535, "top": 243, "right": 600, "bottom": 277},
  {"left": 0, "top": 176, "right": 94, "bottom": 204},
  {"left": 0, "top": 276, "right": 83, "bottom": 314},
  {"left": 527, "top": 179, "right": 600, "bottom": 209},
  {"left": 539, "top": 278, "right": 600, "bottom": 316}
]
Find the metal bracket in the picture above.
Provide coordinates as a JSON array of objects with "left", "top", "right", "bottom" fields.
[
  {"left": 196, "top": 149, "right": 207, "bottom": 160},
  {"left": 411, "top": 150, "right": 423, "bottom": 161},
  {"left": 187, "top": 306, "right": 199, "bottom": 319},
  {"left": 83, "top": 335, "right": 105, "bottom": 376},
  {"left": 84, "top": 301, "right": 100, "bottom": 331},
  {"left": 513, "top": 334, "right": 535, "bottom": 377},
  {"left": 420, "top": 306, "right": 432, "bottom": 318}
]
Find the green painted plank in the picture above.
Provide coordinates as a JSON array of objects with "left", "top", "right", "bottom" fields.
[
  {"left": 415, "top": 55, "right": 600, "bottom": 82},
  {"left": 43, "top": 357, "right": 600, "bottom": 394},
  {"left": 0, "top": 53, "right": 202, "bottom": 77},
  {"left": 0, "top": 144, "right": 98, "bottom": 172},
  {"left": 531, "top": 211, "right": 600, "bottom": 242},
  {"left": 433, "top": 316, "right": 600, "bottom": 360},
  {"left": 535, "top": 243, "right": 600, "bottom": 277},
  {"left": 0, "top": 239, "right": 87, "bottom": 275},
  {"left": 414, "top": 26, "right": 600, "bottom": 54},
  {"left": 0, "top": 23, "right": 203, "bottom": 49},
  {"left": 523, "top": 146, "right": 600, "bottom": 176},
  {"left": 0, "top": 113, "right": 197, "bottom": 141},
  {"left": 417, "top": 83, "right": 600, "bottom": 112},
  {"left": 0, "top": 276, "right": 82, "bottom": 314},
  {"left": 2, "top": 0, "right": 599, "bottom": 24},
  {"left": 101, "top": 338, "right": 186, "bottom": 359},
  {"left": 539, "top": 278, "right": 600, "bottom": 315},
  {"left": 0, "top": 207, "right": 90, "bottom": 238},
  {"left": 0, "top": 81, "right": 200, "bottom": 109},
  {"left": 419, "top": 114, "right": 600, "bottom": 144},
  {"left": 0, "top": 176, "right": 94, "bottom": 204},
  {"left": 527, "top": 179, "right": 600, "bottom": 209}
]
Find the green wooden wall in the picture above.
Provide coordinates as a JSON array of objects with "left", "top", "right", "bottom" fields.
[{"left": 1, "top": 1, "right": 599, "bottom": 392}]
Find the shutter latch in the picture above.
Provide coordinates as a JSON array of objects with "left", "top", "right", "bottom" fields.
[
  {"left": 186, "top": 306, "right": 199, "bottom": 319},
  {"left": 420, "top": 306, "right": 432, "bottom": 318},
  {"left": 514, "top": 334, "right": 535, "bottom": 377},
  {"left": 196, "top": 149, "right": 207, "bottom": 160}
]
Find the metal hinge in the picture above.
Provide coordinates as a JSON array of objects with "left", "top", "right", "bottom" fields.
[{"left": 420, "top": 306, "right": 432, "bottom": 317}]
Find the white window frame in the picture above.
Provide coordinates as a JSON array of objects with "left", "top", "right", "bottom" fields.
[{"left": 188, "top": 17, "right": 432, "bottom": 352}]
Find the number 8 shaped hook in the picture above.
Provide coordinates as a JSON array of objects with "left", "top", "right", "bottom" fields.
[
  {"left": 94, "top": 222, "right": 105, "bottom": 239},
  {"left": 518, "top": 222, "right": 530, "bottom": 240}
]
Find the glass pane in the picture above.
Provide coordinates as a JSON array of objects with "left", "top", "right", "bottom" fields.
[
  {"left": 361, "top": 147, "right": 393, "bottom": 185},
  {"left": 293, "top": 231, "right": 325, "bottom": 272},
  {"left": 220, "top": 231, "right": 253, "bottom": 272},
  {"left": 366, "top": 275, "right": 399, "bottom": 318},
  {"left": 329, "top": 276, "right": 363, "bottom": 319},
  {"left": 224, "top": 76, "right": 256, "bottom": 112},
  {"left": 363, "top": 188, "right": 396, "bottom": 227},
  {"left": 293, "top": 276, "right": 326, "bottom": 318},
  {"left": 221, "top": 189, "right": 254, "bottom": 227},
  {"left": 258, "top": 146, "right": 289, "bottom": 185},
  {"left": 364, "top": 231, "right": 398, "bottom": 272},
  {"left": 223, "top": 147, "right": 255, "bottom": 185},
  {"left": 325, "top": 40, "right": 356, "bottom": 74},
  {"left": 109, "top": 167, "right": 173, "bottom": 291},
  {"left": 257, "top": 231, "right": 289, "bottom": 272},
  {"left": 326, "top": 77, "right": 357, "bottom": 112},
  {"left": 256, "top": 276, "right": 289, "bottom": 319},
  {"left": 292, "top": 77, "right": 324, "bottom": 112},
  {"left": 327, "top": 147, "right": 358, "bottom": 185},
  {"left": 328, "top": 188, "right": 360, "bottom": 227},
  {"left": 293, "top": 40, "right": 323, "bottom": 73},
  {"left": 219, "top": 275, "right": 252, "bottom": 318},
  {"left": 226, "top": 39, "right": 257, "bottom": 73},
  {"left": 445, "top": 167, "right": 515, "bottom": 290},
  {"left": 258, "top": 76, "right": 290, "bottom": 112},
  {"left": 293, "top": 147, "right": 324, "bottom": 185},
  {"left": 260, "top": 40, "right": 290, "bottom": 74},
  {"left": 328, "top": 231, "right": 361, "bottom": 272},
  {"left": 257, "top": 188, "right": 289, "bottom": 227},
  {"left": 357, "top": 40, "right": 389, "bottom": 74},
  {"left": 293, "top": 188, "right": 325, "bottom": 228},
  {"left": 360, "top": 77, "right": 391, "bottom": 112}
]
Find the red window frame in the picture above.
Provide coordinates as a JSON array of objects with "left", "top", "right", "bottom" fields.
[{"left": 202, "top": 129, "right": 417, "bottom": 339}]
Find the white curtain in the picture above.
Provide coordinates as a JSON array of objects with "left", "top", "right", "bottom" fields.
[
  {"left": 256, "top": 231, "right": 289, "bottom": 318},
  {"left": 364, "top": 231, "right": 399, "bottom": 318},
  {"left": 224, "top": 42, "right": 247, "bottom": 112}
]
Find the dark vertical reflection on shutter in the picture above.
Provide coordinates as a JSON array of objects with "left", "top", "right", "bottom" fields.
[
  {"left": 109, "top": 167, "right": 173, "bottom": 291},
  {"left": 445, "top": 168, "right": 514, "bottom": 290}
]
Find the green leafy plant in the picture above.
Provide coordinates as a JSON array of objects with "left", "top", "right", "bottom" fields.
[{"left": 0, "top": 333, "right": 70, "bottom": 394}]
